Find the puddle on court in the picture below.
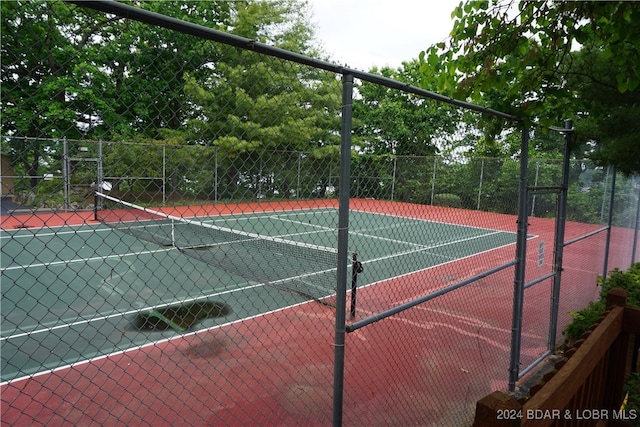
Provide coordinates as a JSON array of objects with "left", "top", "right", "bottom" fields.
[{"left": 130, "top": 301, "right": 232, "bottom": 332}]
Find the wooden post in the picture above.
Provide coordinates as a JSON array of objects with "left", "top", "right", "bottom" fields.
[
  {"left": 605, "top": 287, "right": 628, "bottom": 309},
  {"left": 472, "top": 391, "right": 522, "bottom": 427},
  {"left": 605, "top": 288, "right": 629, "bottom": 411}
]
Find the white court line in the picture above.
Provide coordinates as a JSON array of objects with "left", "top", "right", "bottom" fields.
[
  {"left": 0, "top": 247, "right": 173, "bottom": 272},
  {"left": 359, "top": 230, "right": 506, "bottom": 263},
  {"left": 1, "top": 229, "right": 505, "bottom": 341},
  {"left": 200, "top": 207, "right": 337, "bottom": 225},
  {"left": 354, "top": 239, "right": 519, "bottom": 297},
  {"left": 350, "top": 208, "right": 519, "bottom": 234},
  {"left": 1, "top": 247, "right": 341, "bottom": 342},
  {"left": 268, "top": 214, "right": 336, "bottom": 231},
  {"left": 0, "top": 231, "right": 508, "bottom": 341},
  {"left": 0, "top": 225, "right": 111, "bottom": 240},
  {"left": 0, "top": 295, "right": 316, "bottom": 387},
  {"left": 351, "top": 229, "right": 428, "bottom": 249},
  {"left": 1, "top": 207, "right": 521, "bottom": 384},
  {"left": 0, "top": 281, "right": 265, "bottom": 342},
  {"left": 269, "top": 209, "right": 337, "bottom": 221}
]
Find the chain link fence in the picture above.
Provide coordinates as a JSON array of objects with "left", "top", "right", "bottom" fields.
[{"left": 2, "top": 2, "right": 639, "bottom": 426}]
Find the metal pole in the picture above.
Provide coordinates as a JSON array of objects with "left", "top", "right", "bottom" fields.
[
  {"left": 97, "top": 140, "right": 103, "bottom": 210},
  {"left": 93, "top": 192, "right": 98, "bottom": 221},
  {"left": 391, "top": 156, "right": 396, "bottom": 202},
  {"left": 602, "top": 168, "right": 617, "bottom": 280},
  {"left": 163, "top": 145, "right": 166, "bottom": 204},
  {"left": 350, "top": 251, "right": 361, "bottom": 319},
  {"left": 548, "top": 119, "right": 573, "bottom": 351},
  {"left": 333, "top": 73, "right": 353, "bottom": 427},
  {"left": 214, "top": 148, "right": 218, "bottom": 202},
  {"left": 347, "top": 260, "right": 516, "bottom": 332},
  {"left": 600, "top": 166, "right": 610, "bottom": 222},
  {"left": 69, "top": 0, "right": 519, "bottom": 122},
  {"left": 430, "top": 156, "right": 437, "bottom": 206},
  {"left": 477, "top": 158, "right": 484, "bottom": 210},
  {"left": 258, "top": 156, "right": 263, "bottom": 200},
  {"left": 297, "top": 152, "right": 301, "bottom": 200},
  {"left": 327, "top": 162, "right": 332, "bottom": 199},
  {"left": 508, "top": 124, "right": 529, "bottom": 391},
  {"left": 531, "top": 161, "right": 539, "bottom": 216},
  {"left": 62, "top": 137, "right": 69, "bottom": 212}
]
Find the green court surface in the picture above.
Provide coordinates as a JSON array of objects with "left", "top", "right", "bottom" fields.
[{"left": 0, "top": 208, "right": 517, "bottom": 383}]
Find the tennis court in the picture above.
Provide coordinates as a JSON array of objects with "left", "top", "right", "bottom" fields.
[{"left": 1, "top": 199, "right": 519, "bottom": 384}]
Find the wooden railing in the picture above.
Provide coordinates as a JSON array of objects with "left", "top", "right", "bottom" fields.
[{"left": 472, "top": 288, "right": 640, "bottom": 427}]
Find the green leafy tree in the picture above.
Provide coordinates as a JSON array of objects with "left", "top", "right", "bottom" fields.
[
  {"left": 85, "top": 1, "right": 237, "bottom": 139},
  {"left": 1, "top": 1, "right": 113, "bottom": 187},
  {"left": 2, "top": 0, "right": 329, "bottom": 200},
  {"left": 419, "top": 0, "right": 640, "bottom": 174},
  {"left": 355, "top": 60, "right": 459, "bottom": 156},
  {"left": 172, "top": 1, "right": 341, "bottom": 199}
]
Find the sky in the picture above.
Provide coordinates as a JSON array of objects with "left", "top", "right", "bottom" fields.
[{"left": 307, "top": 0, "right": 461, "bottom": 71}]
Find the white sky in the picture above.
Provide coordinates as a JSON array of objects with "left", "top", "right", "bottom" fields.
[{"left": 308, "top": 0, "right": 460, "bottom": 71}]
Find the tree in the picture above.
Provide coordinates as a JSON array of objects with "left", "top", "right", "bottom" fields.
[
  {"left": 1, "top": 0, "right": 112, "bottom": 188},
  {"left": 162, "top": 1, "right": 342, "bottom": 199},
  {"left": 566, "top": 48, "right": 640, "bottom": 175},
  {"left": 1, "top": 0, "right": 329, "bottom": 198},
  {"left": 355, "top": 60, "right": 459, "bottom": 156},
  {"left": 419, "top": 0, "right": 640, "bottom": 173}
]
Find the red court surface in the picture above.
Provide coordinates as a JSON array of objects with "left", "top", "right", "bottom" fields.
[{"left": 1, "top": 199, "right": 628, "bottom": 426}]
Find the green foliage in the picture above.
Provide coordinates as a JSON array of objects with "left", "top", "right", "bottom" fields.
[
  {"left": 564, "top": 300, "right": 606, "bottom": 341},
  {"left": 598, "top": 264, "right": 640, "bottom": 307},
  {"left": 624, "top": 372, "right": 640, "bottom": 424},
  {"left": 419, "top": 1, "right": 640, "bottom": 174},
  {"left": 564, "top": 263, "right": 640, "bottom": 340},
  {"left": 1, "top": 0, "right": 330, "bottom": 195},
  {"left": 354, "top": 60, "right": 458, "bottom": 156},
  {"left": 432, "top": 193, "right": 462, "bottom": 208}
]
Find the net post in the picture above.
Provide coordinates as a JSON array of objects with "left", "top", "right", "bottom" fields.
[
  {"left": 350, "top": 252, "right": 358, "bottom": 318},
  {"left": 93, "top": 191, "right": 98, "bottom": 222},
  {"left": 171, "top": 219, "right": 176, "bottom": 247}
]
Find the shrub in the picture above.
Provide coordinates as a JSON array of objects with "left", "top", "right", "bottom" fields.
[
  {"left": 598, "top": 263, "right": 640, "bottom": 307},
  {"left": 562, "top": 263, "right": 640, "bottom": 424},
  {"left": 624, "top": 372, "right": 640, "bottom": 426},
  {"left": 563, "top": 262, "right": 640, "bottom": 341},
  {"left": 564, "top": 300, "right": 606, "bottom": 340},
  {"left": 432, "top": 193, "right": 462, "bottom": 208}
]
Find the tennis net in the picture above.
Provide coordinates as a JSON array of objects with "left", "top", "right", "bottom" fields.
[{"left": 94, "top": 192, "right": 340, "bottom": 305}]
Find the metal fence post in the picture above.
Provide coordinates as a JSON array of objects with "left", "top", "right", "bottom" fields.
[
  {"left": 548, "top": 119, "right": 573, "bottom": 351},
  {"left": 430, "top": 156, "right": 437, "bottom": 205},
  {"left": 508, "top": 124, "right": 529, "bottom": 391},
  {"left": 602, "top": 167, "right": 617, "bottom": 279},
  {"left": 63, "top": 137, "right": 70, "bottom": 212},
  {"left": 333, "top": 73, "right": 353, "bottom": 427},
  {"left": 600, "top": 165, "right": 610, "bottom": 222},
  {"left": 163, "top": 144, "right": 167, "bottom": 204},
  {"left": 214, "top": 147, "right": 218, "bottom": 202},
  {"left": 97, "top": 140, "right": 103, "bottom": 210},
  {"left": 391, "top": 156, "right": 397, "bottom": 202},
  {"left": 296, "top": 152, "right": 301, "bottom": 199},
  {"left": 477, "top": 158, "right": 484, "bottom": 210},
  {"left": 531, "top": 161, "right": 540, "bottom": 216}
]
